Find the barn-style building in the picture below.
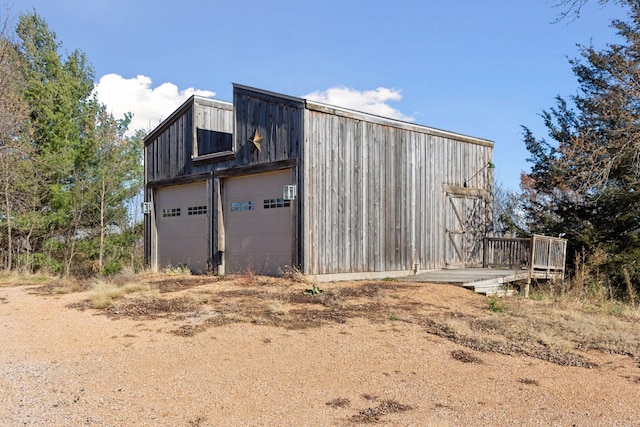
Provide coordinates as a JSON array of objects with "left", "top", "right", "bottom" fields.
[{"left": 144, "top": 84, "right": 495, "bottom": 280}]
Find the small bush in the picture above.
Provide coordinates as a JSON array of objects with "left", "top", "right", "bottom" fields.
[
  {"left": 487, "top": 294, "right": 506, "bottom": 313},
  {"left": 102, "top": 260, "right": 123, "bottom": 276},
  {"left": 29, "top": 252, "right": 64, "bottom": 275}
]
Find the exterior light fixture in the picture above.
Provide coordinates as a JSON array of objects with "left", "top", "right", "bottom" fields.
[
  {"left": 283, "top": 185, "right": 297, "bottom": 200},
  {"left": 463, "top": 161, "right": 495, "bottom": 188}
]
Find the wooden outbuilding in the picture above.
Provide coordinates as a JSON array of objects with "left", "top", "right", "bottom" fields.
[{"left": 144, "top": 84, "right": 495, "bottom": 280}]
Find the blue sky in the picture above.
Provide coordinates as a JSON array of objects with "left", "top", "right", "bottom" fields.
[{"left": 10, "top": 0, "right": 628, "bottom": 190}]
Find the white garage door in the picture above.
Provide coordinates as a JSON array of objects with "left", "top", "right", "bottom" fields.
[
  {"left": 155, "top": 182, "right": 209, "bottom": 272},
  {"left": 224, "top": 170, "right": 293, "bottom": 275}
]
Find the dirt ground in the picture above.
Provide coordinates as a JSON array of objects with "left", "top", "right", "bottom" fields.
[{"left": 1, "top": 274, "right": 639, "bottom": 426}]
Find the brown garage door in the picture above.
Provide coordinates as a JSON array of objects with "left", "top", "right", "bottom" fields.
[
  {"left": 155, "top": 182, "right": 209, "bottom": 272},
  {"left": 224, "top": 170, "right": 293, "bottom": 275}
]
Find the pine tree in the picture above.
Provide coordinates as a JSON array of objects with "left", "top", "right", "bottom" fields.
[
  {"left": 0, "top": 11, "right": 144, "bottom": 276},
  {"left": 522, "top": 0, "right": 640, "bottom": 296}
]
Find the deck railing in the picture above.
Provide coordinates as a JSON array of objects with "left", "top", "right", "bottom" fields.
[{"left": 483, "top": 234, "right": 567, "bottom": 279}]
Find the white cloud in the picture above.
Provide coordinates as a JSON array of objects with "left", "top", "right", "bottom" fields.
[
  {"left": 94, "top": 74, "right": 216, "bottom": 135},
  {"left": 303, "top": 86, "right": 414, "bottom": 122},
  {"left": 94, "top": 77, "right": 413, "bottom": 135}
]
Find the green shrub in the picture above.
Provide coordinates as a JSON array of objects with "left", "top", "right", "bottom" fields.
[
  {"left": 487, "top": 294, "right": 506, "bottom": 313},
  {"left": 102, "top": 260, "right": 123, "bottom": 276}
]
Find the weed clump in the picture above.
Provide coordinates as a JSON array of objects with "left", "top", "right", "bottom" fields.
[
  {"left": 487, "top": 294, "right": 507, "bottom": 313},
  {"left": 326, "top": 397, "right": 350, "bottom": 408},
  {"left": 451, "top": 349, "right": 484, "bottom": 364},
  {"left": 303, "top": 284, "right": 323, "bottom": 295},
  {"left": 88, "top": 281, "right": 150, "bottom": 309},
  {"left": 351, "top": 400, "right": 412, "bottom": 423}
]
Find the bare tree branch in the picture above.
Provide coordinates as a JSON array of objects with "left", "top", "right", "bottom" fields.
[{"left": 552, "top": 0, "right": 614, "bottom": 22}]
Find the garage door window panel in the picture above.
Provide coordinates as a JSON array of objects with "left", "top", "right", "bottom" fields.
[
  {"left": 188, "top": 206, "right": 207, "bottom": 215},
  {"left": 162, "top": 208, "right": 181, "bottom": 217},
  {"left": 231, "top": 201, "right": 254, "bottom": 212},
  {"left": 264, "top": 198, "right": 290, "bottom": 209}
]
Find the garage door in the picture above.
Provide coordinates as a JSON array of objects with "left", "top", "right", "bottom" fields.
[
  {"left": 224, "top": 170, "right": 293, "bottom": 275},
  {"left": 155, "top": 182, "right": 209, "bottom": 272}
]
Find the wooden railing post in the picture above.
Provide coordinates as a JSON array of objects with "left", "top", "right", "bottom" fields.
[
  {"left": 483, "top": 237, "right": 488, "bottom": 268},
  {"left": 547, "top": 237, "right": 553, "bottom": 277},
  {"left": 529, "top": 235, "right": 535, "bottom": 279}
]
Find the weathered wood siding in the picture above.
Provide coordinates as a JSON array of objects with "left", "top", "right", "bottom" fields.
[
  {"left": 144, "top": 86, "right": 494, "bottom": 276},
  {"left": 226, "top": 85, "right": 304, "bottom": 168},
  {"left": 302, "top": 102, "right": 494, "bottom": 275},
  {"left": 144, "top": 88, "right": 305, "bottom": 271},
  {"left": 144, "top": 96, "right": 234, "bottom": 182},
  {"left": 144, "top": 89, "right": 303, "bottom": 181},
  {"left": 145, "top": 106, "right": 193, "bottom": 182}
]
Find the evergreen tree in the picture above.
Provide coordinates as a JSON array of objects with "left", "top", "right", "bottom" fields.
[
  {"left": 522, "top": 0, "right": 640, "bottom": 296},
  {"left": 0, "top": 10, "right": 143, "bottom": 276},
  {"left": 15, "top": 11, "right": 100, "bottom": 274}
]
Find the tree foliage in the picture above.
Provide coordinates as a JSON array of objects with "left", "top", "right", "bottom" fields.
[
  {"left": 0, "top": 8, "right": 32, "bottom": 272},
  {"left": 0, "top": 10, "right": 143, "bottom": 276},
  {"left": 522, "top": 0, "right": 640, "bottom": 297}
]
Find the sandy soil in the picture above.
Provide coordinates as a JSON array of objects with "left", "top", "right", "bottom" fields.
[{"left": 1, "top": 276, "right": 639, "bottom": 426}]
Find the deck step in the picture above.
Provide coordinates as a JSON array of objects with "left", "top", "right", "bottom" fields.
[
  {"left": 463, "top": 278, "right": 514, "bottom": 296},
  {"left": 406, "top": 268, "right": 522, "bottom": 296}
]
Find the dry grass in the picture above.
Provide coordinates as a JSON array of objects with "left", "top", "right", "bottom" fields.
[
  {"left": 517, "top": 378, "right": 540, "bottom": 386},
  {"left": 326, "top": 397, "right": 351, "bottom": 408},
  {"left": 451, "top": 349, "right": 484, "bottom": 364},
  {"left": 351, "top": 400, "right": 413, "bottom": 423},
  {"left": 266, "top": 299, "right": 291, "bottom": 317},
  {"left": 8, "top": 270, "right": 635, "bottom": 369},
  {"left": 508, "top": 297, "right": 640, "bottom": 359},
  {"left": 87, "top": 280, "right": 151, "bottom": 309},
  {"left": 0, "top": 272, "right": 73, "bottom": 289}
]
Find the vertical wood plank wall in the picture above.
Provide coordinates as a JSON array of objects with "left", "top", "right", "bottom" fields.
[
  {"left": 229, "top": 86, "right": 303, "bottom": 169},
  {"left": 144, "top": 88, "right": 494, "bottom": 276},
  {"left": 145, "top": 97, "right": 234, "bottom": 182},
  {"left": 303, "top": 103, "right": 494, "bottom": 275}
]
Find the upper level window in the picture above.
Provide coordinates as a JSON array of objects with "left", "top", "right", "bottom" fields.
[
  {"left": 192, "top": 100, "right": 234, "bottom": 161},
  {"left": 196, "top": 129, "right": 233, "bottom": 157}
]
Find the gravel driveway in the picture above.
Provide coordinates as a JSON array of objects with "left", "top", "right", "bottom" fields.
[{"left": 1, "top": 278, "right": 638, "bottom": 426}]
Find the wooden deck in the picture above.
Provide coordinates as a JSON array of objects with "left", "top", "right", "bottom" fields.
[
  {"left": 404, "top": 267, "right": 563, "bottom": 296},
  {"left": 405, "top": 268, "right": 523, "bottom": 295}
]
